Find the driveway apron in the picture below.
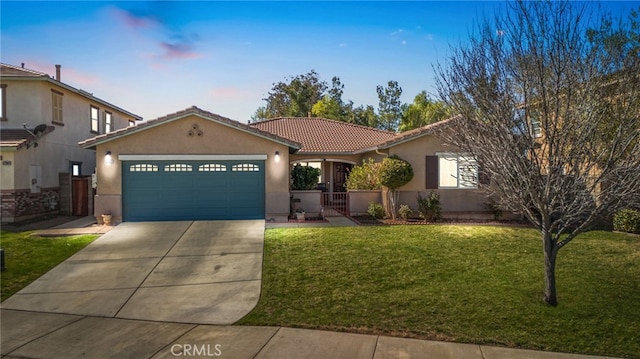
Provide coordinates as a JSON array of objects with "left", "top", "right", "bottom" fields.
[{"left": 1, "top": 220, "right": 264, "bottom": 325}]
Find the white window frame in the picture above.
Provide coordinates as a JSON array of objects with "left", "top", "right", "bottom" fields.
[
  {"left": 436, "top": 153, "right": 478, "bottom": 189},
  {"left": 90, "top": 106, "right": 99, "bottom": 133},
  {"left": 104, "top": 111, "right": 113, "bottom": 133},
  {"left": 52, "top": 90, "right": 63, "bottom": 124},
  {"left": 530, "top": 117, "right": 542, "bottom": 138},
  {"left": 0, "top": 84, "right": 7, "bottom": 121}
]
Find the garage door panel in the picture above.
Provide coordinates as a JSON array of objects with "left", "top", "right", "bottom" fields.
[{"left": 123, "top": 160, "right": 265, "bottom": 221}]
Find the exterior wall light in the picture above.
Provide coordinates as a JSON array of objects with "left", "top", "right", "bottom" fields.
[
  {"left": 274, "top": 151, "right": 281, "bottom": 163},
  {"left": 105, "top": 151, "right": 114, "bottom": 165}
]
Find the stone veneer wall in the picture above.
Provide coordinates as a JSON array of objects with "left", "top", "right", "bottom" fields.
[{"left": 0, "top": 188, "right": 59, "bottom": 222}]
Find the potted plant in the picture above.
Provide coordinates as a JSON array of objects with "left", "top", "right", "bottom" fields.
[
  {"left": 101, "top": 213, "right": 113, "bottom": 226},
  {"left": 295, "top": 208, "right": 306, "bottom": 221}
]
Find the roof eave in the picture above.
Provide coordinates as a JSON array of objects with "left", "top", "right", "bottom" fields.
[
  {"left": 79, "top": 111, "right": 302, "bottom": 151},
  {"left": 2, "top": 75, "right": 142, "bottom": 121}
]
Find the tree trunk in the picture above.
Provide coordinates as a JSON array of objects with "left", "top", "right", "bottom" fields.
[
  {"left": 389, "top": 190, "right": 397, "bottom": 220},
  {"left": 542, "top": 230, "right": 559, "bottom": 306}
]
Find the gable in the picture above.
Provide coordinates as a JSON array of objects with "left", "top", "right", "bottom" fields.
[
  {"left": 80, "top": 106, "right": 301, "bottom": 151},
  {"left": 103, "top": 115, "right": 287, "bottom": 155}
]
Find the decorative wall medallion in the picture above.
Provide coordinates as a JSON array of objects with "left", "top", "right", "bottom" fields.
[{"left": 188, "top": 123, "right": 204, "bottom": 137}]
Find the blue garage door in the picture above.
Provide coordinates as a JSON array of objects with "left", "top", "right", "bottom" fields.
[{"left": 122, "top": 160, "right": 265, "bottom": 221}]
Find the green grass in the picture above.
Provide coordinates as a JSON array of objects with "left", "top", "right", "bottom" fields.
[
  {"left": 238, "top": 226, "right": 640, "bottom": 358},
  {"left": 0, "top": 231, "right": 98, "bottom": 301}
]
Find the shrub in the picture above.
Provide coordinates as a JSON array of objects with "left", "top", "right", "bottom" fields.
[
  {"left": 378, "top": 155, "right": 414, "bottom": 190},
  {"left": 379, "top": 155, "right": 414, "bottom": 219},
  {"left": 368, "top": 201, "right": 385, "bottom": 219},
  {"left": 613, "top": 208, "right": 640, "bottom": 234},
  {"left": 417, "top": 191, "right": 442, "bottom": 222},
  {"left": 485, "top": 200, "right": 503, "bottom": 220},
  {"left": 398, "top": 204, "right": 413, "bottom": 220},
  {"left": 345, "top": 158, "right": 382, "bottom": 190},
  {"left": 291, "top": 164, "right": 321, "bottom": 190}
]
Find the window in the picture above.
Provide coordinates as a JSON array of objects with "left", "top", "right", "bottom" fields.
[
  {"left": 0, "top": 84, "right": 7, "bottom": 121},
  {"left": 431, "top": 154, "right": 478, "bottom": 189},
  {"left": 164, "top": 164, "right": 193, "bottom": 172},
  {"left": 439, "top": 154, "right": 478, "bottom": 188},
  {"left": 530, "top": 117, "right": 542, "bottom": 138},
  {"left": 129, "top": 164, "right": 158, "bottom": 172},
  {"left": 199, "top": 164, "right": 227, "bottom": 172},
  {"left": 232, "top": 163, "right": 260, "bottom": 172},
  {"left": 52, "top": 90, "right": 63, "bottom": 124},
  {"left": 104, "top": 112, "right": 112, "bottom": 133},
  {"left": 71, "top": 162, "right": 82, "bottom": 176},
  {"left": 90, "top": 106, "right": 99, "bottom": 133}
]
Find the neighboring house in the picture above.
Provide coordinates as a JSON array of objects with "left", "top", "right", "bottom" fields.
[
  {"left": 80, "top": 106, "right": 494, "bottom": 224},
  {"left": 0, "top": 63, "right": 142, "bottom": 223}
]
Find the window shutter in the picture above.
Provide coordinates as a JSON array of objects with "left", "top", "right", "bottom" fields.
[
  {"left": 425, "top": 155, "right": 438, "bottom": 189},
  {"left": 478, "top": 161, "right": 490, "bottom": 186}
]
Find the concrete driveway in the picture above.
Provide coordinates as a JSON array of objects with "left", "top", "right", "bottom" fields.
[{"left": 1, "top": 220, "right": 265, "bottom": 325}]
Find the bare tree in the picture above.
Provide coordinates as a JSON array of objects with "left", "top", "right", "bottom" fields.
[{"left": 435, "top": 1, "right": 640, "bottom": 306}]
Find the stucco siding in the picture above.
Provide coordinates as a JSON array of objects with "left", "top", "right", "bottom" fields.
[{"left": 94, "top": 115, "right": 290, "bottom": 220}]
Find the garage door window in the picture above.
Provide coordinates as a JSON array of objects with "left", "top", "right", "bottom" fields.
[
  {"left": 164, "top": 164, "right": 193, "bottom": 172},
  {"left": 130, "top": 164, "right": 158, "bottom": 172},
  {"left": 232, "top": 163, "right": 260, "bottom": 172},
  {"left": 199, "top": 163, "right": 227, "bottom": 172}
]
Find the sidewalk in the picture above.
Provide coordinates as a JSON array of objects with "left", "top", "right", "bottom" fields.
[{"left": 0, "top": 309, "right": 614, "bottom": 359}]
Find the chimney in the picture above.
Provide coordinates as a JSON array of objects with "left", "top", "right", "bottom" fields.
[
  {"left": 21, "top": 63, "right": 25, "bottom": 68},
  {"left": 55, "top": 64, "right": 61, "bottom": 81}
]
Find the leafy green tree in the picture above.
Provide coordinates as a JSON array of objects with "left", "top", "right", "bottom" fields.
[
  {"left": 399, "top": 91, "right": 451, "bottom": 132},
  {"left": 379, "top": 155, "right": 414, "bottom": 219},
  {"left": 344, "top": 103, "right": 380, "bottom": 128},
  {"left": 311, "top": 95, "right": 343, "bottom": 119},
  {"left": 252, "top": 70, "right": 327, "bottom": 121},
  {"left": 376, "top": 81, "right": 405, "bottom": 132}
]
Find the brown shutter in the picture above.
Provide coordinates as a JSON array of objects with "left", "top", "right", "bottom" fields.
[
  {"left": 478, "top": 160, "right": 490, "bottom": 186},
  {"left": 425, "top": 155, "right": 438, "bottom": 189}
]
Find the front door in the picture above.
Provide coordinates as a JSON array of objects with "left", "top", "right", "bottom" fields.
[{"left": 333, "top": 162, "right": 352, "bottom": 192}]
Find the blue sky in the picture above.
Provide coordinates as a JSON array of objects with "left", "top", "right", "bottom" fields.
[{"left": 1, "top": 1, "right": 637, "bottom": 123}]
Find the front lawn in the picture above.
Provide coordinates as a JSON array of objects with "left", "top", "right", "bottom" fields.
[
  {"left": 0, "top": 231, "right": 98, "bottom": 301},
  {"left": 238, "top": 226, "right": 640, "bottom": 358}
]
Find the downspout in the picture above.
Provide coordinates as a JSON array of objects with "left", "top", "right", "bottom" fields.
[{"left": 375, "top": 148, "right": 389, "bottom": 157}]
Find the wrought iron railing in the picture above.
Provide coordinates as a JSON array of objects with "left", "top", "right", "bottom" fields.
[{"left": 321, "top": 192, "right": 349, "bottom": 217}]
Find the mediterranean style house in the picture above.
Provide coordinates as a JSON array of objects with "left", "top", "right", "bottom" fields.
[
  {"left": 80, "top": 106, "right": 494, "bottom": 224},
  {"left": 0, "top": 63, "right": 141, "bottom": 223}
]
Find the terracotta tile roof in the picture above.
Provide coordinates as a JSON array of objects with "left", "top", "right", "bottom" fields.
[
  {"left": 250, "top": 117, "right": 396, "bottom": 154},
  {"left": 0, "top": 126, "right": 55, "bottom": 149},
  {"left": 377, "top": 116, "right": 461, "bottom": 149},
  {"left": 0, "top": 63, "right": 49, "bottom": 77},
  {"left": 79, "top": 106, "right": 302, "bottom": 150}
]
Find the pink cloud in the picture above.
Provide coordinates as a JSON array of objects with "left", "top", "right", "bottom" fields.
[{"left": 15, "top": 61, "right": 100, "bottom": 87}]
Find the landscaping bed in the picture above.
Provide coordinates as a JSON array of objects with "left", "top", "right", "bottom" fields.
[{"left": 350, "top": 214, "right": 531, "bottom": 227}]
